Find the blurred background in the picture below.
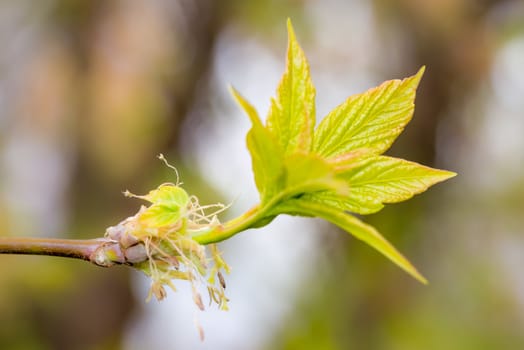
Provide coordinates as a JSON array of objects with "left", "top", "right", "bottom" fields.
[{"left": 1, "top": 0, "right": 523, "bottom": 349}]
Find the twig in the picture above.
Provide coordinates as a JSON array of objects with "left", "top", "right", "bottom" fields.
[{"left": 0, "top": 237, "right": 127, "bottom": 267}]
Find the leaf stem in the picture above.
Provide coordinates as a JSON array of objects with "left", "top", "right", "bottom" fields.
[
  {"left": 0, "top": 237, "right": 127, "bottom": 267},
  {"left": 192, "top": 182, "right": 317, "bottom": 245},
  {"left": 192, "top": 204, "right": 265, "bottom": 244}
]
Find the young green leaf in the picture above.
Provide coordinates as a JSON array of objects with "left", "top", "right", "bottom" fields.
[
  {"left": 283, "top": 153, "right": 349, "bottom": 197},
  {"left": 144, "top": 184, "right": 189, "bottom": 207},
  {"left": 230, "top": 87, "right": 285, "bottom": 203},
  {"left": 139, "top": 204, "right": 184, "bottom": 228},
  {"left": 266, "top": 18, "right": 316, "bottom": 155},
  {"left": 125, "top": 184, "right": 190, "bottom": 228},
  {"left": 300, "top": 190, "right": 384, "bottom": 215},
  {"left": 275, "top": 198, "right": 427, "bottom": 284},
  {"left": 313, "top": 67, "right": 425, "bottom": 158},
  {"left": 302, "top": 155, "right": 457, "bottom": 214},
  {"left": 213, "top": 20, "right": 457, "bottom": 285}
]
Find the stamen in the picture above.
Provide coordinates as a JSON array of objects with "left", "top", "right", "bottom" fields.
[{"left": 158, "top": 153, "right": 182, "bottom": 186}]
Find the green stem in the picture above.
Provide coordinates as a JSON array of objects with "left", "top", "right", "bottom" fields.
[
  {"left": 0, "top": 237, "right": 126, "bottom": 267},
  {"left": 193, "top": 188, "right": 298, "bottom": 244},
  {"left": 192, "top": 204, "right": 265, "bottom": 244}
]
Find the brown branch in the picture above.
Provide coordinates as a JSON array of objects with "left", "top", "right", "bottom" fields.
[{"left": 0, "top": 237, "right": 128, "bottom": 267}]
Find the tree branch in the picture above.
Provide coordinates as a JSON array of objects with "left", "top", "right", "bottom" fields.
[{"left": 0, "top": 237, "right": 128, "bottom": 267}]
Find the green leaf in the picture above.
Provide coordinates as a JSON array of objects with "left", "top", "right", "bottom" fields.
[
  {"left": 313, "top": 67, "right": 425, "bottom": 158},
  {"left": 283, "top": 153, "right": 349, "bottom": 197},
  {"left": 303, "top": 155, "right": 456, "bottom": 214},
  {"left": 275, "top": 198, "right": 427, "bottom": 284},
  {"left": 230, "top": 87, "right": 285, "bottom": 203},
  {"left": 133, "top": 185, "right": 191, "bottom": 227},
  {"left": 144, "top": 184, "right": 189, "bottom": 207},
  {"left": 301, "top": 190, "right": 384, "bottom": 215},
  {"left": 139, "top": 204, "right": 183, "bottom": 228},
  {"left": 324, "top": 149, "right": 372, "bottom": 172},
  {"left": 339, "top": 155, "right": 457, "bottom": 204},
  {"left": 266, "top": 19, "right": 316, "bottom": 155}
]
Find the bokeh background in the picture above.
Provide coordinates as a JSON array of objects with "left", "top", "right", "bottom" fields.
[{"left": 1, "top": 0, "right": 524, "bottom": 349}]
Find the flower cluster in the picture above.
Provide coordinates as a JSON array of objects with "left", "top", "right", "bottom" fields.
[{"left": 105, "top": 156, "right": 230, "bottom": 311}]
